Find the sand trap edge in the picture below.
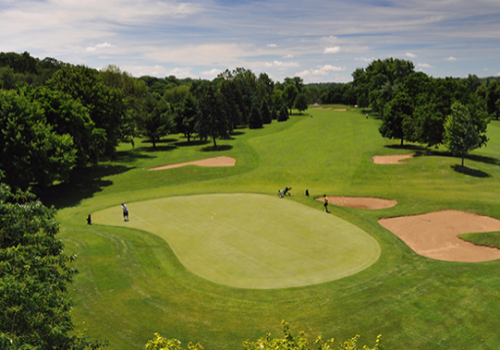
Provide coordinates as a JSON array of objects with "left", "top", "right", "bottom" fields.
[{"left": 149, "top": 156, "right": 236, "bottom": 171}]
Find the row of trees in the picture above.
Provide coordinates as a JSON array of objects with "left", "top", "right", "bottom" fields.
[
  {"left": 347, "top": 58, "right": 493, "bottom": 164},
  {"left": 2, "top": 52, "right": 500, "bottom": 190}
]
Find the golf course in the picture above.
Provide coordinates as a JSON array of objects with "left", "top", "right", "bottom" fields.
[{"left": 49, "top": 106, "right": 500, "bottom": 349}]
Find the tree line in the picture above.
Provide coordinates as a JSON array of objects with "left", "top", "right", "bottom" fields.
[{"left": 2, "top": 52, "right": 500, "bottom": 190}]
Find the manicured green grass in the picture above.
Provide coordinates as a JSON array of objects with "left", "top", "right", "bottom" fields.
[
  {"left": 48, "top": 109, "right": 500, "bottom": 350},
  {"left": 459, "top": 232, "right": 500, "bottom": 249},
  {"left": 92, "top": 193, "right": 380, "bottom": 289}
]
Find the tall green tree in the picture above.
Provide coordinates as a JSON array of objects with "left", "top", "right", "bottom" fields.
[
  {"left": 293, "top": 93, "right": 308, "bottom": 113},
  {"left": 444, "top": 102, "right": 484, "bottom": 167},
  {"left": 24, "top": 86, "right": 95, "bottom": 167},
  {"left": 138, "top": 93, "right": 174, "bottom": 148},
  {"left": 0, "top": 91, "right": 76, "bottom": 189},
  {"left": 196, "top": 87, "right": 228, "bottom": 147},
  {"left": 178, "top": 95, "right": 198, "bottom": 143},
  {"left": 47, "top": 65, "right": 125, "bottom": 157},
  {"left": 249, "top": 102, "right": 263, "bottom": 129},
  {"left": 282, "top": 84, "right": 299, "bottom": 114},
  {"left": 486, "top": 79, "right": 500, "bottom": 120},
  {"left": 0, "top": 182, "right": 106, "bottom": 349},
  {"left": 260, "top": 98, "right": 272, "bottom": 124}
]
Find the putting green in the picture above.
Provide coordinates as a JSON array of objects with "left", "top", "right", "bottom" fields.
[{"left": 92, "top": 194, "right": 380, "bottom": 289}]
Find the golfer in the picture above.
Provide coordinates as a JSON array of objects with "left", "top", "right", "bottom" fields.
[
  {"left": 122, "top": 203, "right": 129, "bottom": 221},
  {"left": 323, "top": 195, "right": 329, "bottom": 213}
]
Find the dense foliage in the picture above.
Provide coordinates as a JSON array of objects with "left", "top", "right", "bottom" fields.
[
  {"left": 146, "top": 321, "right": 382, "bottom": 350},
  {"left": 0, "top": 182, "right": 106, "bottom": 349}
]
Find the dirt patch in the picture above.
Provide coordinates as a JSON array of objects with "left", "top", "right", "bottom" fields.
[
  {"left": 315, "top": 196, "right": 397, "bottom": 210},
  {"left": 332, "top": 108, "right": 347, "bottom": 111},
  {"left": 379, "top": 210, "right": 500, "bottom": 262},
  {"left": 373, "top": 154, "right": 414, "bottom": 164},
  {"left": 149, "top": 156, "right": 236, "bottom": 171}
]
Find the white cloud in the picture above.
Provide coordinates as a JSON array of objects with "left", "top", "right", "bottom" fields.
[
  {"left": 296, "top": 70, "right": 311, "bottom": 78},
  {"left": 86, "top": 42, "right": 114, "bottom": 52},
  {"left": 417, "top": 63, "right": 433, "bottom": 68},
  {"left": 121, "top": 64, "right": 168, "bottom": 77},
  {"left": 264, "top": 60, "right": 299, "bottom": 68},
  {"left": 169, "top": 67, "right": 192, "bottom": 78},
  {"left": 283, "top": 54, "right": 294, "bottom": 58},
  {"left": 312, "top": 65, "right": 345, "bottom": 75},
  {"left": 355, "top": 57, "right": 375, "bottom": 63},
  {"left": 406, "top": 52, "right": 417, "bottom": 58},
  {"left": 445, "top": 56, "right": 457, "bottom": 61},
  {"left": 324, "top": 46, "right": 340, "bottom": 54},
  {"left": 267, "top": 44, "right": 277, "bottom": 47},
  {"left": 201, "top": 68, "right": 222, "bottom": 79}
]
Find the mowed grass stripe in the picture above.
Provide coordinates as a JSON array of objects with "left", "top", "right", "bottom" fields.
[{"left": 92, "top": 193, "right": 381, "bottom": 289}]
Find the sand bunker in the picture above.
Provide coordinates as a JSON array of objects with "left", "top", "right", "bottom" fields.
[
  {"left": 315, "top": 196, "right": 397, "bottom": 210},
  {"left": 379, "top": 210, "right": 500, "bottom": 262},
  {"left": 373, "top": 154, "right": 414, "bottom": 164},
  {"left": 149, "top": 156, "right": 236, "bottom": 171}
]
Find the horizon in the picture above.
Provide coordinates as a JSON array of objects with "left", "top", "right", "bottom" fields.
[{"left": 1, "top": 0, "right": 499, "bottom": 83}]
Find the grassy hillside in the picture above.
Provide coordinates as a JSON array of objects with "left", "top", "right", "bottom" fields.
[{"left": 47, "top": 107, "right": 500, "bottom": 350}]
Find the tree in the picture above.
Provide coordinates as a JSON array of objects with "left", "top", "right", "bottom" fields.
[
  {"left": 379, "top": 91, "right": 410, "bottom": 146},
  {"left": 293, "top": 93, "right": 308, "bottom": 113},
  {"left": 278, "top": 105, "right": 289, "bottom": 122},
  {"left": 249, "top": 102, "right": 263, "bottom": 129},
  {"left": 196, "top": 87, "right": 228, "bottom": 147},
  {"left": 0, "top": 182, "right": 106, "bottom": 349},
  {"left": 0, "top": 91, "right": 76, "bottom": 189},
  {"left": 444, "top": 102, "right": 484, "bottom": 167},
  {"left": 138, "top": 93, "right": 174, "bottom": 148},
  {"left": 25, "top": 86, "right": 95, "bottom": 167},
  {"left": 260, "top": 98, "right": 272, "bottom": 124},
  {"left": 178, "top": 95, "right": 198, "bottom": 143},
  {"left": 47, "top": 65, "right": 125, "bottom": 158},
  {"left": 282, "top": 84, "right": 299, "bottom": 114},
  {"left": 486, "top": 79, "right": 500, "bottom": 120}
]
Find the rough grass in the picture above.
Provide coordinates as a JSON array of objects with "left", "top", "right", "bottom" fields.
[{"left": 46, "top": 108, "right": 500, "bottom": 350}]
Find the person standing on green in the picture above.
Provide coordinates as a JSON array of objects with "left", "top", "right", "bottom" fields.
[{"left": 323, "top": 195, "right": 329, "bottom": 213}]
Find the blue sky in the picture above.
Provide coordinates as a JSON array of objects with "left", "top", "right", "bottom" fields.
[{"left": 1, "top": 0, "right": 500, "bottom": 83}]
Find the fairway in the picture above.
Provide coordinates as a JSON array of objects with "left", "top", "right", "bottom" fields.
[{"left": 93, "top": 193, "right": 381, "bottom": 289}]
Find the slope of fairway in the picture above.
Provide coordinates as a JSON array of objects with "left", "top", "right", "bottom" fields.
[{"left": 92, "top": 193, "right": 380, "bottom": 289}]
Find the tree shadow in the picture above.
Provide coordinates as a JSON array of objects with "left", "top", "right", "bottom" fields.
[
  {"left": 140, "top": 145, "right": 178, "bottom": 152},
  {"left": 35, "top": 164, "right": 134, "bottom": 209},
  {"left": 141, "top": 138, "right": 178, "bottom": 144},
  {"left": 200, "top": 145, "right": 233, "bottom": 152},
  {"left": 467, "top": 154, "right": 500, "bottom": 166},
  {"left": 384, "top": 144, "right": 430, "bottom": 155},
  {"left": 451, "top": 165, "right": 490, "bottom": 178},
  {"left": 230, "top": 131, "right": 245, "bottom": 136},
  {"left": 174, "top": 140, "right": 210, "bottom": 147},
  {"left": 114, "top": 150, "right": 155, "bottom": 162}
]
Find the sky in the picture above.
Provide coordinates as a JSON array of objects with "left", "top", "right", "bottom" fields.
[{"left": 1, "top": 0, "right": 500, "bottom": 83}]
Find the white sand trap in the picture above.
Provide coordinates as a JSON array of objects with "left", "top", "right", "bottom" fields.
[
  {"left": 379, "top": 210, "right": 500, "bottom": 262},
  {"left": 373, "top": 154, "right": 414, "bottom": 164},
  {"left": 315, "top": 196, "right": 397, "bottom": 210},
  {"left": 149, "top": 156, "right": 236, "bottom": 170}
]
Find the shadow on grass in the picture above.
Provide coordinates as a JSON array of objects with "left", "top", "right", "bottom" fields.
[
  {"left": 451, "top": 164, "right": 490, "bottom": 178},
  {"left": 115, "top": 150, "right": 155, "bottom": 162},
  {"left": 174, "top": 140, "right": 210, "bottom": 147},
  {"left": 141, "top": 138, "right": 178, "bottom": 144},
  {"left": 36, "top": 164, "right": 135, "bottom": 209},
  {"left": 200, "top": 145, "right": 233, "bottom": 152},
  {"left": 140, "top": 145, "right": 178, "bottom": 152}
]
